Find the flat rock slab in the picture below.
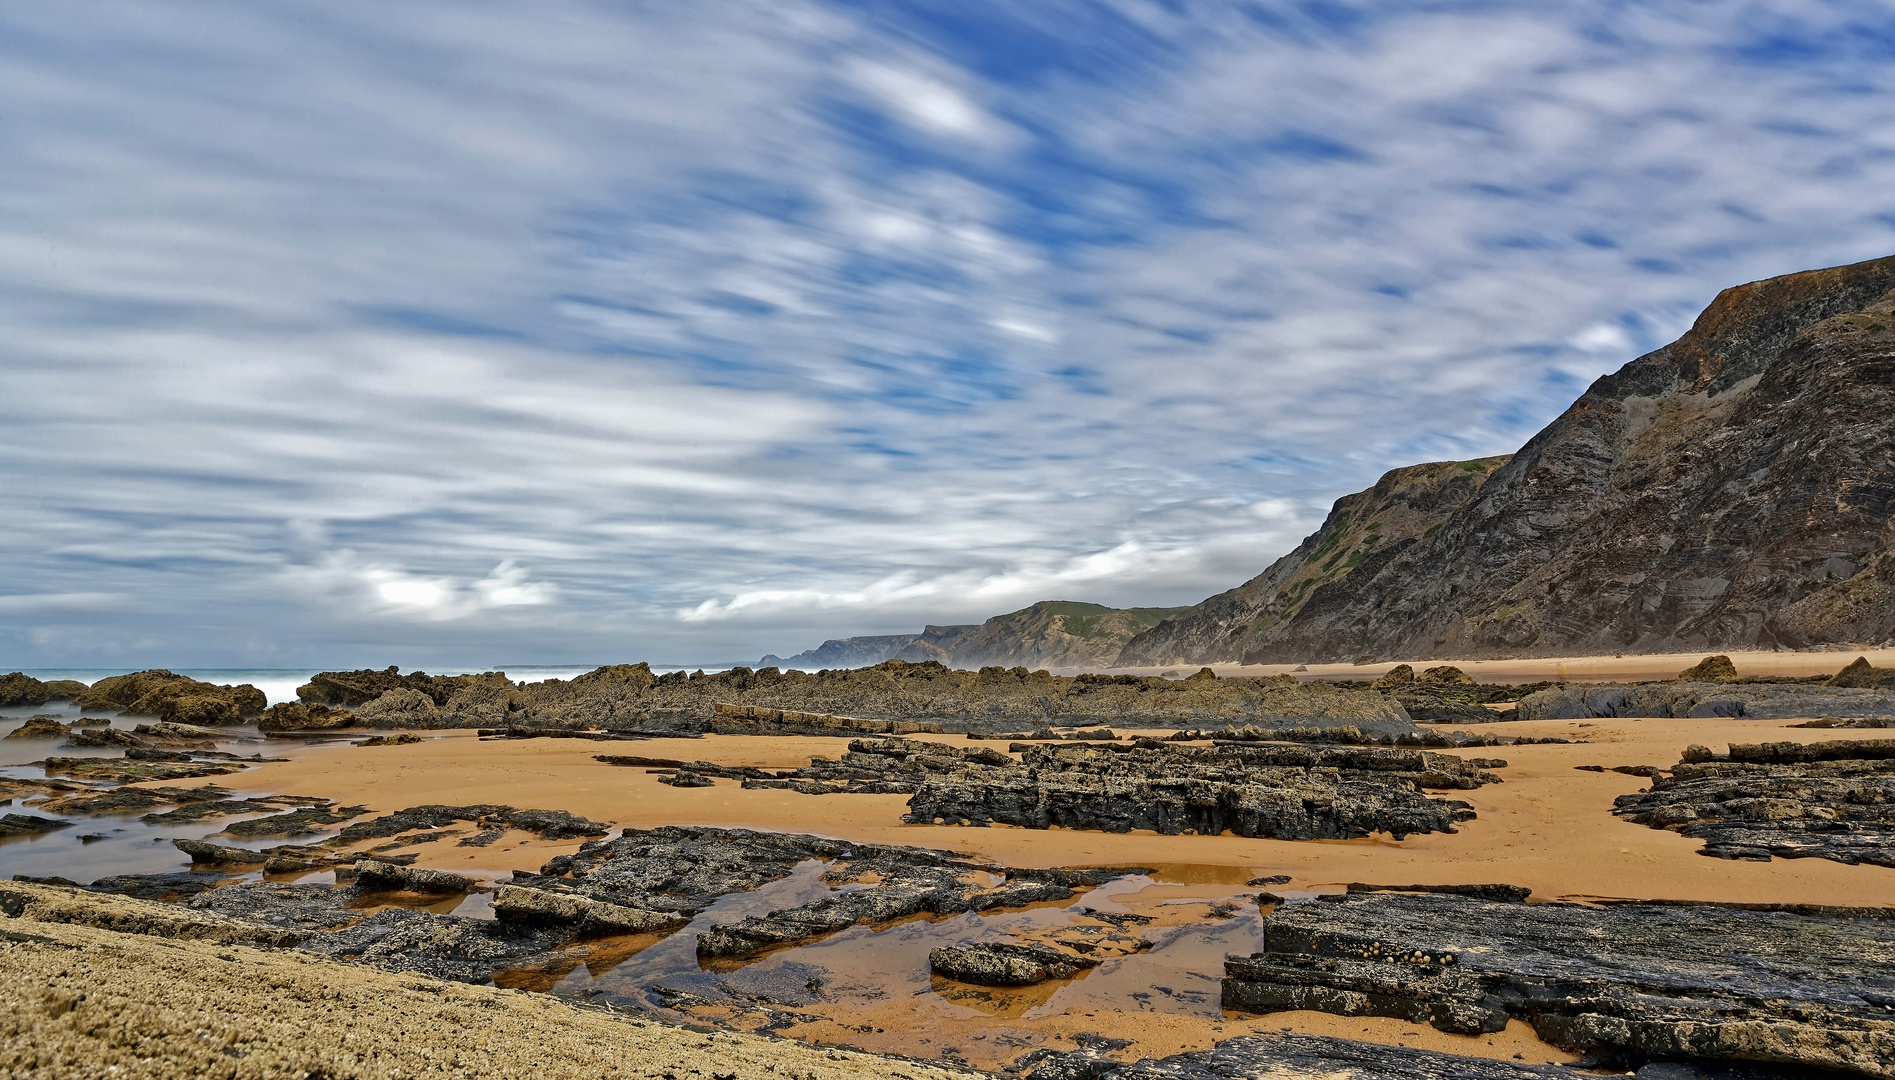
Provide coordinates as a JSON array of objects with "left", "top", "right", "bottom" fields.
[
  {"left": 1615, "top": 742, "right": 1895, "bottom": 868},
  {"left": 1224, "top": 892, "right": 1895, "bottom": 1076},
  {"left": 1054, "top": 1032, "right": 1825, "bottom": 1079},
  {"left": 40, "top": 755, "right": 241, "bottom": 783},
  {"left": 353, "top": 858, "right": 475, "bottom": 894},
  {"left": 329, "top": 804, "right": 609, "bottom": 846},
  {"left": 0, "top": 813, "right": 71, "bottom": 836},
  {"left": 904, "top": 742, "right": 1497, "bottom": 840},
  {"left": 930, "top": 941, "right": 1090, "bottom": 986},
  {"left": 491, "top": 884, "right": 688, "bottom": 936},
  {"left": 1029, "top": 1032, "right": 1593, "bottom": 1080},
  {"left": 1517, "top": 682, "right": 1895, "bottom": 720},
  {"left": 520, "top": 825, "right": 1150, "bottom": 960}
]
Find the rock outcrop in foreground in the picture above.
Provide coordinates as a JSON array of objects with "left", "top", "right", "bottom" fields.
[
  {"left": 902, "top": 741, "right": 1497, "bottom": 840},
  {"left": 287, "top": 660, "right": 1411, "bottom": 733},
  {"left": 1025, "top": 1033, "right": 1595, "bottom": 1080},
  {"left": 0, "top": 878, "right": 1665, "bottom": 1080},
  {"left": 69, "top": 670, "right": 266, "bottom": 725},
  {"left": 1225, "top": 891, "right": 1895, "bottom": 1077},
  {"left": 1614, "top": 739, "right": 1895, "bottom": 867},
  {"left": 0, "top": 881, "right": 972, "bottom": 1080},
  {"left": 1122, "top": 254, "right": 1895, "bottom": 664}
]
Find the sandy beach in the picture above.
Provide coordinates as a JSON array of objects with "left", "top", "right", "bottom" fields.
[
  {"left": 92, "top": 711, "right": 1875, "bottom": 1070},
  {"left": 1108, "top": 647, "right": 1895, "bottom": 684},
  {"left": 211, "top": 720, "right": 1895, "bottom": 907}
]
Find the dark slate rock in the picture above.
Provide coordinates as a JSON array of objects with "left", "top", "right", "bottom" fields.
[
  {"left": 1224, "top": 891, "right": 1895, "bottom": 1076},
  {"left": 1613, "top": 741, "right": 1895, "bottom": 868},
  {"left": 904, "top": 742, "right": 1496, "bottom": 840}
]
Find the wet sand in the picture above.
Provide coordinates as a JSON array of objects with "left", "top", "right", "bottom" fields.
[
  {"left": 1108, "top": 647, "right": 1895, "bottom": 684},
  {"left": 213, "top": 720, "right": 1895, "bottom": 907}
]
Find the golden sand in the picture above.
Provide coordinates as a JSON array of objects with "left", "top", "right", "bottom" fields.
[
  {"left": 118, "top": 712, "right": 1892, "bottom": 1070},
  {"left": 1109, "top": 647, "right": 1895, "bottom": 684},
  {"left": 212, "top": 719, "right": 1895, "bottom": 908}
]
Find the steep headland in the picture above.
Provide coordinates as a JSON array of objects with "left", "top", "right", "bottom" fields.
[
  {"left": 762, "top": 600, "right": 1187, "bottom": 671},
  {"left": 1116, "top": 457, "right": 1512, "bottom": 666},
  {"left": 1121, "top": 253, "right": 1895, "bottom": 665}
]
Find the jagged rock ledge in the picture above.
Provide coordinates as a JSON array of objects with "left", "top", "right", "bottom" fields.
[
  {"left": 1515, "top": 680, "right": 1895, "bottom": 720},
  {"left": 272, "top": 659, "right": 1414, "bottom": 734},
  {"left": 1223, "top": 891, "right": 1895, "bottom": 1077},
  {"left": 1614, "top": 739, "right": 1895, "bottom": 867},
  {"left": 902, "top": 741, "right": 1499, "bottom": 840}
]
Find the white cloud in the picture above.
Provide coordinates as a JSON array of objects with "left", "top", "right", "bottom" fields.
[
  {"left": 0, "top": 593, "right": 126, "bottom": 614},
  {"left": 1570, "top": 322, "right": 1634, "bottom": 354},
  {"left": 4, "top": 0, "right": 1894, "bottom": 667},
  {"left": 291, "top": 554, "right": 558, "bottom": 622},
  {"left": 845, "top": 60, "right": 1010, "bottom": 144}
]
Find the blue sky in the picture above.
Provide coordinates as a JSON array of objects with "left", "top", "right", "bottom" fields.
[{"left": 4, "top": 0, "right": 1895, "bottom": 667}]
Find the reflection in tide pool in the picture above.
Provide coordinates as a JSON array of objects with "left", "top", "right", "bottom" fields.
[{"left": 541, "top": 862, "right": 1279, "bottom": 1068}]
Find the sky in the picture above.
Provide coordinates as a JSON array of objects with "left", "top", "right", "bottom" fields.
[{"left": 4, "top": 1, "right": 1895, "bottom": 669}]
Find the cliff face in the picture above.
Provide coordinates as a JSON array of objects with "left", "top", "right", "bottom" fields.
[
  {"left": 1120, "top": 254, "right": 1895, "bottom": 665},
  {"left": 762, "top": 601, "right": 1187, "bottom": 671},
  {"left": 1116, "top": 457, "right": 1512, "bottom": 665}
]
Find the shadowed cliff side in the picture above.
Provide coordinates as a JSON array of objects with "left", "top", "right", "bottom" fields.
[{"left": 1121, "top": 253, "right": 1895, "bottom": 665}]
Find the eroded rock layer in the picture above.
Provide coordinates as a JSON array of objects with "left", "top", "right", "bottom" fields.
[
  {"left": 1516, "top": 680, "right": 1895, "bottom": 720},
  {"left": 1224, "top": 892, "right": 1895, "bottom": 1076},
  {"left": 902, "top": 741, "right": 1496, "bottom": 840},
  {"left": 1614, "top": 739, "right": 1895, "bottom": 867}
]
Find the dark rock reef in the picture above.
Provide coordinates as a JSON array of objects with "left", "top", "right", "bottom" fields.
[
  {"left": 1025, "top": 1032, "right": 1600, "bottom": 1080},
  {"left": 4, "top": 716, "right": 71, "bottom": 739},
  {"left": 727, "top": 735, "right": 1010, "bottom": 795},
  {"left": 902, "top": 741, "right": 1498, "bottom": 840},
  {"left": 1614, "top": 739, "right": 1895, "bottom": 867},
  {"left": 294, "top": 659, "right": 1412, "bottom": 733},
  {"left": 1122, "top": 254, "right": 1895, "bottom": 663},
  {"left": 929, "top": 916, "right": 1150, "bottom": 987},
  {"left": 72, "top": 670, "right": 266, "bottom": 724},
  {"left": 692, "top": 853, "right": 1116, "bottom": 960},
  {"left": 255, "top": 700, "right": 355, "bottom": 732},
  {"left": 1223, "top": 891, "right": 1895, "bottom": 1077},
  {"left": 930, "top": 941, "right": 1091, "bottom": 986},
  {"left": 0, "top": 673, "right": 86, "bottom": 707},
  {"left": 516, "top": 824, "right": 1128, "bottom": 962},
  {"left": 294, "top": 666, "right": 513, "bottom": 708},
  {"left": 1515, "top": 679, "right": 1895, "bottom": 720}
]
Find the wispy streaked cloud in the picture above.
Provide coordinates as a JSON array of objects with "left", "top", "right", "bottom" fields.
[{"left": 3, "top": 1, "right": 1893, "bottom": 666}]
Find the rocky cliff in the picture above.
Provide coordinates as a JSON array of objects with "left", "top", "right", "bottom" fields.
[
  {"left": 1118, "top": 458, "right": 1511, "bottom": 666},
  {"left": 1121, "top": 254, "right": 1895, "bottom": 664},
  {"left": 763, "top": 600, "right": 1187, "bottom": 671}
]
